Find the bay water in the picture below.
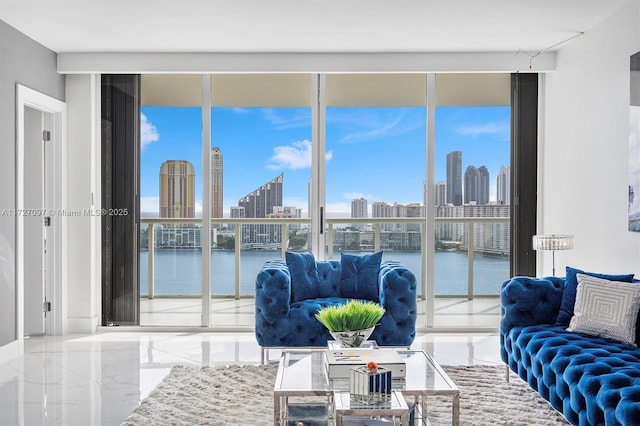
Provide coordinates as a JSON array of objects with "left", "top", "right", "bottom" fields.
[{"left": 140, "top": 250, "right": 509, "bottom": 297}]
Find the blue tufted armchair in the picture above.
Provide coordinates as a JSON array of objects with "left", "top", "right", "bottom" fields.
[{"left": 255, "top": 253, "right": 417, "bottom": 359}]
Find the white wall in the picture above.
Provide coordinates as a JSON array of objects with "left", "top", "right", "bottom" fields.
[
  {"left": 541, "top": 1, "right": 640, "bottom": 275},
  {"left": 65, "top": 74, "right": 100, "bottom": 333},
  {"left": 0, "top": 19, "right": 65, "bottom": 357}
]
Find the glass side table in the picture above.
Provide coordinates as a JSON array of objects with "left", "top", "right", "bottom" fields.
[{"left": 333, "top": 390, "right": 409, "bottom": 426}]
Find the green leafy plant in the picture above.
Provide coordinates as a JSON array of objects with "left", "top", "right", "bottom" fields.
[{"left": 315, "top": 300, "right": 385, "bottom": 332}]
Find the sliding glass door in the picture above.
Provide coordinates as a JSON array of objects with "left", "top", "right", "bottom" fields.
[
  {"left": 430, "top": 74, "right": 511, "bottom": 329},
  {"left": 323, "top": 74, "right": 427, "bottom": 283},
  {"left": 139, "top": 75, "right": 203, "bottom": 326},
  {"left": 134, "top": 72, "right": 511, "bottom": 330},
  {"left": 207, "top": 75, "right": 312, "bottom": 326}
]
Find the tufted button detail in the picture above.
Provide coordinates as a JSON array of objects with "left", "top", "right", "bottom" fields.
[
  {"left": 504, "top": 324, "right": 640, "bottom": 425},
  {"left": 256, "top": 259, "right": 416, "bottom": 349}
]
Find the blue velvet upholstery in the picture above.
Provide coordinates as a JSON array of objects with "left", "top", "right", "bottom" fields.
[
  {"left": 286, "top": 251, "right": 321, "bottom": 303},
  {"left": 501, "top": 276, "right": 640, "bottom": 426},
  {"left": 339, "top": 251, "right": 383, "bottom": 302},
  {"left": 255, "top": 258, "right": 417, "bottom": 348}
]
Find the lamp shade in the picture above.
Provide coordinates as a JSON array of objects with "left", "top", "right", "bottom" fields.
[{"left": 532, "top": 234, "right": 574, "bottom": 251}]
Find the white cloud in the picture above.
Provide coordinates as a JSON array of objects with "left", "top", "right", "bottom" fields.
[
  {"left": 455, "top": 122, "right": 509, "bottom": 140},
  {"left": 262, "top": 108, "right": 311, "bottom": 130},
  {"left": 267, "top": 139, "right": 333, "bottom": 170},
  {"left": 341, "top": 116, "right": 405, "bottom": 143},
  {"left": 343, "top": 192, "right": 373, "bottom": 200},
  {"left": 332, "top": 109, "right": 423, "bottom": 144},
  {"left": 232, "top": 107, "right": 250, "bottom": 114},
  {"left": 141, "top": 113, "right": 159, "bottom": 150}
]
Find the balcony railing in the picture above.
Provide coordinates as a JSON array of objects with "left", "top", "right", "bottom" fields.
[{"left": 140, "top": 216, "right": 509, "bottom": 300}]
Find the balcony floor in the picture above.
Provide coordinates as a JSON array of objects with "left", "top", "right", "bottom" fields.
[{"left": 140, "top": 296, "right": 501, "bottom": 330}]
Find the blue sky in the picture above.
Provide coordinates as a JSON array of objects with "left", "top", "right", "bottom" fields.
[{"left": 140, "top": 105, "right": 510, "bottom": 217}]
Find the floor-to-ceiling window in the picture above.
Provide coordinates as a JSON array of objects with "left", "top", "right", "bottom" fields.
[
  {"left": 323, "top": 74, "right": 427, "bottom": 287},
  {"left": 430, "top": 74, "right": 511, "bottom": 328},
  {"left": 434, "top": 105, "right": 510, "bottom": 292},
  {"left": 209, "top": 74, "right": 312, "bottom": 326},
  {"left": 133, "top": 72, "right": 512, "bottom": 330},
  {"left": 139, "top": 75, "right": 203, "bottom": 326}
]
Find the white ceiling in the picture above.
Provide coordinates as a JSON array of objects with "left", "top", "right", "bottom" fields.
[{"left": 0, "top": 0, "right": 631, "bottom": 54}]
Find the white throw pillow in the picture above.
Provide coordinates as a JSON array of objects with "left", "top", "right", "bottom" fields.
[{"left": 567, "top": 274, "right": 640, "bottom": 345}]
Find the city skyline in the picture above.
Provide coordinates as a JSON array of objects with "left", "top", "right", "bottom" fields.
[
  {"left": 141, "top": 106, "right": 510, "bottom": 217},
  {"left": 152, "top": 151, "right": 510, "bottom": 251},
  {"left": 154, "top": 150, "right": 509, "bottom": 220},
  {"left": 156, "top": 157, "right": 510, "bottom": 221}
]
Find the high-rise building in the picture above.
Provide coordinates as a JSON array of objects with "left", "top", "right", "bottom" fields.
[
  {"left": 237, "top": 174, "right": 284, "bottom": 249},
  {"left": 434, "top": 203, "right": 509, "bottom": 255},
  {"left": 210, "top": 147, "right": 223, "bottom": 220},
  {"left": 463, "top": 204, "right": 510, "bottom": 254},
  {"left": 478, "top": 166, "right": 490, "bottom": 205},
  {"left": 435, "top": 181, "right": 447, "bottom": 206},
  {"left": 159, "top": 160, "right": 195, "bottom": 218},
  {"left": 238, "top": 173, "right": 283, "bottom": 218},
  {"left": 435, "top": 204, "right": 464, "bottom": 243},
  {"left": 372, "top": 202, "right": 392, "bottom": 218},
  {"left": 269, "top": 206, "right": 302, "bottom": 218},
  {"left": 464, "top": 165, "right": 490, "bottom": 205},
  {"left": 372, "top": 201, "right": 393, "bottom": 231},
  {"left": 464, "top": 165, "right": 479, "bottom": 204},
  {"left": 497, "top": 166, "right": 510, "bottom": 205},
  {"left": 230, "top": 206, "right": 245, "bottom": 218},
  {"left": 372, "top": 201, "right": 425, "bottom": 233},
  {"left": 351, "top": 198, "right": 368, "bottom": 218},
  {"left": 351, "top": 197, "right": 368, "bottom": 230},
  {"left": 446, "top": 151, "right": 462, "bottom": 206},
  {"left": 404, "top": 203, "right": 423, "bottom": 232}
]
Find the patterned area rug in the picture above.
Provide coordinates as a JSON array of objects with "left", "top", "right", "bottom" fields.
[{"left": 121, "top": 364, "right": 568, "bottom": 426}]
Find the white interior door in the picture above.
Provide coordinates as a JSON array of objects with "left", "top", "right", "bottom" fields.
[
  {"left": 23, "top": 106, "right": 46, "bottom": 336},
  {"left": 17, "top": 84, "right": 65, "bottom": 338}
]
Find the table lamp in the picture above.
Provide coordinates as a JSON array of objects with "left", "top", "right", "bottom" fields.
[{"left": 532, "top": 234, "right": 574, "bottom": 276}]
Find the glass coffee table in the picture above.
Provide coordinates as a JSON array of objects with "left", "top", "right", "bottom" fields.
[{"left": 273, "top": 349, "right": 459, "bottom": 425}]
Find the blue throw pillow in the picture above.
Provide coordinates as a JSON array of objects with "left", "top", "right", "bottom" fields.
[
  {"left": 339, "top": 251, "right": 383, "bottom": 302},
  {"left": 555, "top": 266, "right": 635, "bottom": 326},
  {"left": 286, "top": 251, "right": 320, "bottom": 303}
]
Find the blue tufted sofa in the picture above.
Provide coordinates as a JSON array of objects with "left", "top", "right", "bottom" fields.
[
  {"left": 255, "top": 257, "right": 417, "bottom": 354},
  {"left": 501, "top": 275, "right": 640, "bottom": 426}
]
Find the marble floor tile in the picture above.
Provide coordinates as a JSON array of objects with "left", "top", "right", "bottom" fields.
[{"left": 0, "top": 331, "right": 502, "bottom": 425}]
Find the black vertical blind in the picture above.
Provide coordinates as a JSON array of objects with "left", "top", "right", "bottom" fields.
[
  {"left": 101, "top": 75, "right": 140, "bottom": 325},
  {"left": 510, "top": 73, "right": 538, "bottom": 277}
]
